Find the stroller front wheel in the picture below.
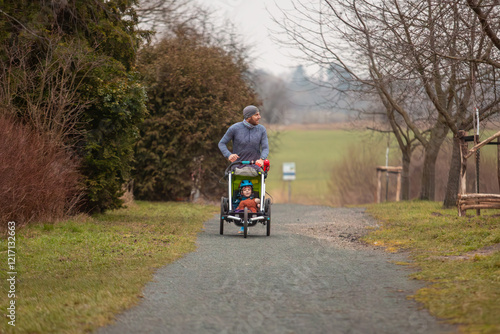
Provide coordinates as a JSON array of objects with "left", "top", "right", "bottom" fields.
[
  {"left": 265, "top": 198, "right": 271, "bottom": 236},
  {"left": 243, "top": 207, "right": 248, "bottom": 238}
]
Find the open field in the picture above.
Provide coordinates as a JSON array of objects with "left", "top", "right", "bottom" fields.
[
  {"left": 266, "top": 123, "right": 500, "bottom": 205},
  {"left": 266, "top": 126, "right": 397, "bottom": 205}
]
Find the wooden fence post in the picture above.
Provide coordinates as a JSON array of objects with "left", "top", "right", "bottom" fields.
[
  {"left": 458, "top": 130, "right": 468, "bottom": 216},
  {"left": 396, "top": 172, "right": 401, "bottom": 202},
  {"left": 376, "top": 169, "right": 382, "bottom": 203}
]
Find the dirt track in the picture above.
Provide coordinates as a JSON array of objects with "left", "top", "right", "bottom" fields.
[{"left": 97, "top": 204, "right": 456, "bottom": 334}]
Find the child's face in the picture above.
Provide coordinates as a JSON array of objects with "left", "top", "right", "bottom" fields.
[{"left": 241, "top": 186, "right": 252, "bottom": 197}]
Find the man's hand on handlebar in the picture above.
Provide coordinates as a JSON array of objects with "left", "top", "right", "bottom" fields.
[
  {"left": 228, "top": 154, "right": 240, "bottom": 162},
  {"left": 228, "top": 155, "right": 264, "bottom": 168}
]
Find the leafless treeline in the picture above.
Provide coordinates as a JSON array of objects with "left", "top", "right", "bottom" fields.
[{"left": 277, "top": 0, "right": 500, "bottom": 206}]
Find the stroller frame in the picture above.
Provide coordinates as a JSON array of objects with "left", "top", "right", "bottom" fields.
[{"left": 220, "top": 161, "right": 271, "bottom": 238}]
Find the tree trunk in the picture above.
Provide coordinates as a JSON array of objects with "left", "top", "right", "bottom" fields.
[
  {"left": 443, "top": 136, "right": 462, "bottom": 208},
  {"left": 420, "top": 146, "right": 438, "bottom": 200},
  {"left": 420, "top": 122, "right": 448, "bottom": 201},
  {"left": 401, "top": 150, "right": 411, "bottom": 200}
]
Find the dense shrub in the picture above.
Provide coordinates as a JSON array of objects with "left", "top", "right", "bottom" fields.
[
  {"left": 79, "top": 69, "right": 147, "bottom": 213},
  {"left": 0, "top": 1, "right": 148, "bottom": 214},
  {"left": 133, "top": 33, "right": 258, "bottom": 201},
  {"left": 0, "top": 116, "right": 81, "bottom": 228}
]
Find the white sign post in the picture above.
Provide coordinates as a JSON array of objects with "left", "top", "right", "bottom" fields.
[{"left": 282, "top": 162, "right": 296, "bottom": 202}]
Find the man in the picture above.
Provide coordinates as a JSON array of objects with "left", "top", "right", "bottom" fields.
[
  {"left": 219, "top": 105, "right": 269, "bottom": 234},
  {"left": 218, "top": 105, "right": 269, "bottom": 167}
]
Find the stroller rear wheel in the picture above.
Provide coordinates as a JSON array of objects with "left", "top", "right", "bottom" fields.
[{"left": 220, "top": 197, "right": 228, "bottom": 235}]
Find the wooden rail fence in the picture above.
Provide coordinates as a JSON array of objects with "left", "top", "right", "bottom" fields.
[{"left": 458, "top": 130, "right": 500, "bottom": 216}]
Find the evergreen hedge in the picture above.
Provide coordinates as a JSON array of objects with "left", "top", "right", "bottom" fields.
[{"left": 134, "top": 33, "right": 258, "bottom": 201}]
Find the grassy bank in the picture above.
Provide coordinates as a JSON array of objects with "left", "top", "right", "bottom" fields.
[
  {"left": 0, "top": 201, "right": 217, "bottom": 334},
  {"left": 364, "top": 201, "right": 500, "bottom": 333}
]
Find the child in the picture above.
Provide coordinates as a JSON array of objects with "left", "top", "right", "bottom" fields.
[
  {"left": 233, "top": 180, "right": 255, "bottom": 208},
  {"left": 234, "top": 180, "right": 260, "bottom": 233}
]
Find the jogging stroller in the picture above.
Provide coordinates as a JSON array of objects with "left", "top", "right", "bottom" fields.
[{"left": 220, "top": 161, "right": 271, "bottom": 238}]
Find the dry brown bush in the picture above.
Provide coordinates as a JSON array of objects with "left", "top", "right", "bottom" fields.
[
  {"left": 329, "top": 143, "right": 382, "bottom": 206},
  {"left": 329, "top": 139, "right": 500, "bottom": 205},
  {"left": 0, "top": 115, "right": 82, "bottom": 229}
]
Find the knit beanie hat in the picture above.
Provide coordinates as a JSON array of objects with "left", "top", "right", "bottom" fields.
[{"left": 243, "top": 105, "right": 259, "bottom": 119}]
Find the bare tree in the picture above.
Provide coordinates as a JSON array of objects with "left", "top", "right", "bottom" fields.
[
  {"left": 252, "top": 70, "right": 291, "bottom": 124},
  {"left": 401, "top": 1, "right": 500, "bottom": 205},
  {"left": 466, "top": 0, "right": 500, "bottom": 61},
  {"left": 136, "top": 0, "right": 195, "bottom": 33},
  {"left": 136, "top": 0, "right": 253, "bottom": 77},
  {"left": 0, "top": 36, "right": 104, "bottom": 146},
  {"left": 275, "top": 0, "right": 500, "bottom": 203},
  {"left": 273, "top": 0, "right": 444, "bottom": 200}
]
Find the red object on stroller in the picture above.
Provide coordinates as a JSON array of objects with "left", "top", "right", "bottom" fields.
[{"left": 263, "top": 159, "right": 270, "bottom": 172}]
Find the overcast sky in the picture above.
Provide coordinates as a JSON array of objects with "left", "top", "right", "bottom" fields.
[{"left": 205, "top": 0, "right": 303, "bottom": 75}]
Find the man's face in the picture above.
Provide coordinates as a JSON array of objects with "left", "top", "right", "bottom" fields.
[
  {"left": 241, "top": 186, "right": 252, "bottom": 197},
  {"left": 247, "top": 112, "right": 261, "bottom": 125}
]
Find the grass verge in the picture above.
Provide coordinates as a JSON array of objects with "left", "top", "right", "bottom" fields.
[
  {"left": 364, "top": 201, "right": 500, "bottom": 334},
  {"left": 0, "top": 201, "right": 217, "bottom": 334}
]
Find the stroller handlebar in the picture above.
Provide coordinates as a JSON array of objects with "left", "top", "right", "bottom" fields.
[{"left": 224, "top": 160, "right": 263, "bottom": 176}]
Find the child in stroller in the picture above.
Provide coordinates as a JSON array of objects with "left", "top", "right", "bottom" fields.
[{"left": 234, "top": 180, "right": 261, "bottom": 233}]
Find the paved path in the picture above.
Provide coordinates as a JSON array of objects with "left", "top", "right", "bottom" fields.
[{"left": 97, "top": 204, "right": 456, "bottom": 334}]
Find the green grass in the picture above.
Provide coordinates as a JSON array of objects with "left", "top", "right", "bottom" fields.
[
  {"left": 267, "top": 128, "right": 395, "bottom": 204},
  {"left": 364, "top": 201, "right": 500, "bottom": 333},
  {"left": 0, "top": 201, "right": 217, "bottom": 334}
]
